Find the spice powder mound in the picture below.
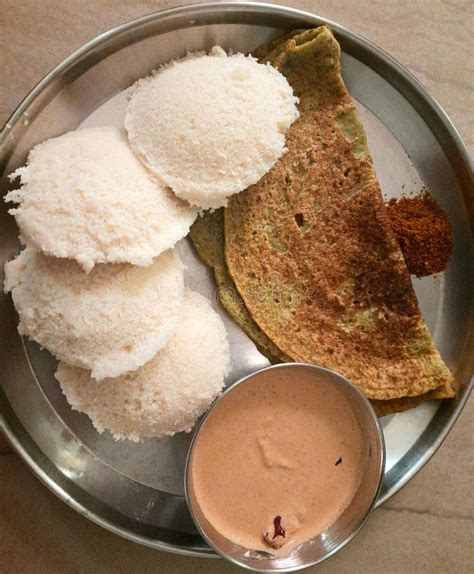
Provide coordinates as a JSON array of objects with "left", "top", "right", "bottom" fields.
[{"left": 385, "top": 191, "right": 453, "bottom": 277}]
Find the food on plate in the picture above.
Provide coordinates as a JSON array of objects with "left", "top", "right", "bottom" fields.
[
  {"left": 191, "top": 27, "right": 454, "bottom": 409},
  {"left": 385, "top": 190, "right": 453, "bottom": 277},
  {"left": 192, "top": 205, "right": 456, "bottom": 418},
  {"left": 4, "top": 247, "right": 184, "bottom": 380},
  {"left": 189, "top": 368, "right": 366, "bottom": 553},
  {"left": 55, "top": 290, "right": 230, "bottom": 441},
  {"left": 190, "top": 209, "right": 289, "bottom": 363},
  {"left": 370, "top": 381, "right": 455, "bottom": 417},
  {"left": 3, "top": 21, "right": 457, "bottom": 454},
  {"left": 5, "top": 127, "right": 197, "bottom": 272},
  {"left": 125, "top": 46, "right": 299, "bottom": 209},
  {"left": 190, "top": 212, "right": 456, "bottom": 417}
]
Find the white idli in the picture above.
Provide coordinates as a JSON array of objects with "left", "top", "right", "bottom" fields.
[
  {"left": 125, "top": 47, "right": 299, "bottom": 209},
  {"left": 6, "top": 127, "right": 197, "bottom": 272},
  {"left": 55, "top": 289, "right": 230, "bottom": 441},
  {"left": 4, "top": 247, "right": 184, "bottom": 380}
]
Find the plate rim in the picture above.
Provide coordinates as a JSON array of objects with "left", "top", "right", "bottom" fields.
[{"left": 1, "top": 0, "right": 473, "bottom": 558}]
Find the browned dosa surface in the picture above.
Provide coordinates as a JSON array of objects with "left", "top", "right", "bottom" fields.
[{"left": 224, "top": 27, "right": 454, "bottom": 400}]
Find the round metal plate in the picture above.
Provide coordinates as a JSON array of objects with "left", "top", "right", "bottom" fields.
[{"left": 0, "top": 2, "right": 472, "bottom": 558}]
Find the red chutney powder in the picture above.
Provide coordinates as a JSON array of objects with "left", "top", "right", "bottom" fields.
[{"left": 386, "top": 191, "right": 453, "bottom": 277}]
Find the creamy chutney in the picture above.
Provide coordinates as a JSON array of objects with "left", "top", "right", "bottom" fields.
[{"left": 189, "top": 369, "right": 367, "bottom": 553}]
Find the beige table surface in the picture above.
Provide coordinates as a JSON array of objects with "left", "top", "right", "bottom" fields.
[{"left": 0, "top": 1, "right": 473, "bottom": 572}]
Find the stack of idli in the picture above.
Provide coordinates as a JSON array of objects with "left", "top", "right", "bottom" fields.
[
  {"left": 4, "top": 46, "right": 299, "bottom": 441},
  {"left": 55, "top": 290, "right": 228, "bottom": 441}
]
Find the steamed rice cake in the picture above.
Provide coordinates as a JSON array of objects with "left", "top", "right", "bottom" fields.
[
  {"left": 125, "top": 46, "right": 299, "bottom": 209},
  {"left": 4, "top": 247, "right": 185, "bottom": 380},
  {"left": 6, "top": 127, "right": 197, "bottom": 272},
  {"left": 56, "top": 290, "right": 230, "bottom": 441}
]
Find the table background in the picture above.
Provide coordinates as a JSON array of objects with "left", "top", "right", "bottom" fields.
[{"left": 1, "top": 1, "right": 473, "bottom": 572}]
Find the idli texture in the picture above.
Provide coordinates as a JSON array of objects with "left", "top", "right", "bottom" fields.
[
  {"left": 6, "top": 127, "right": 197, "bottom": 272},
  {"left": 55, "top": 290, "right": 230, "bottom": 441},
  {"left": 125, "top": 47, "right": 299, "bottom": 209},
  {"left": 4, "top": 247, "right": 185, "bottom": 380}
]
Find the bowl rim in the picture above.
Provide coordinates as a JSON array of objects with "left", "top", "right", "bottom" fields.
[{"left": 184, "top": 362, "right": 386, "bottom": 572}]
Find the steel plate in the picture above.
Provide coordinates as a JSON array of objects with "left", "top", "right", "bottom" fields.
[{"left": 0, "top": 2, "right": 472, "bottom": 558}]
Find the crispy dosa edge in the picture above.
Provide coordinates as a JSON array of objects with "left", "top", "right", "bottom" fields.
[{"left": 190, "top": 210, "right": 289, "bottom": 362}]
